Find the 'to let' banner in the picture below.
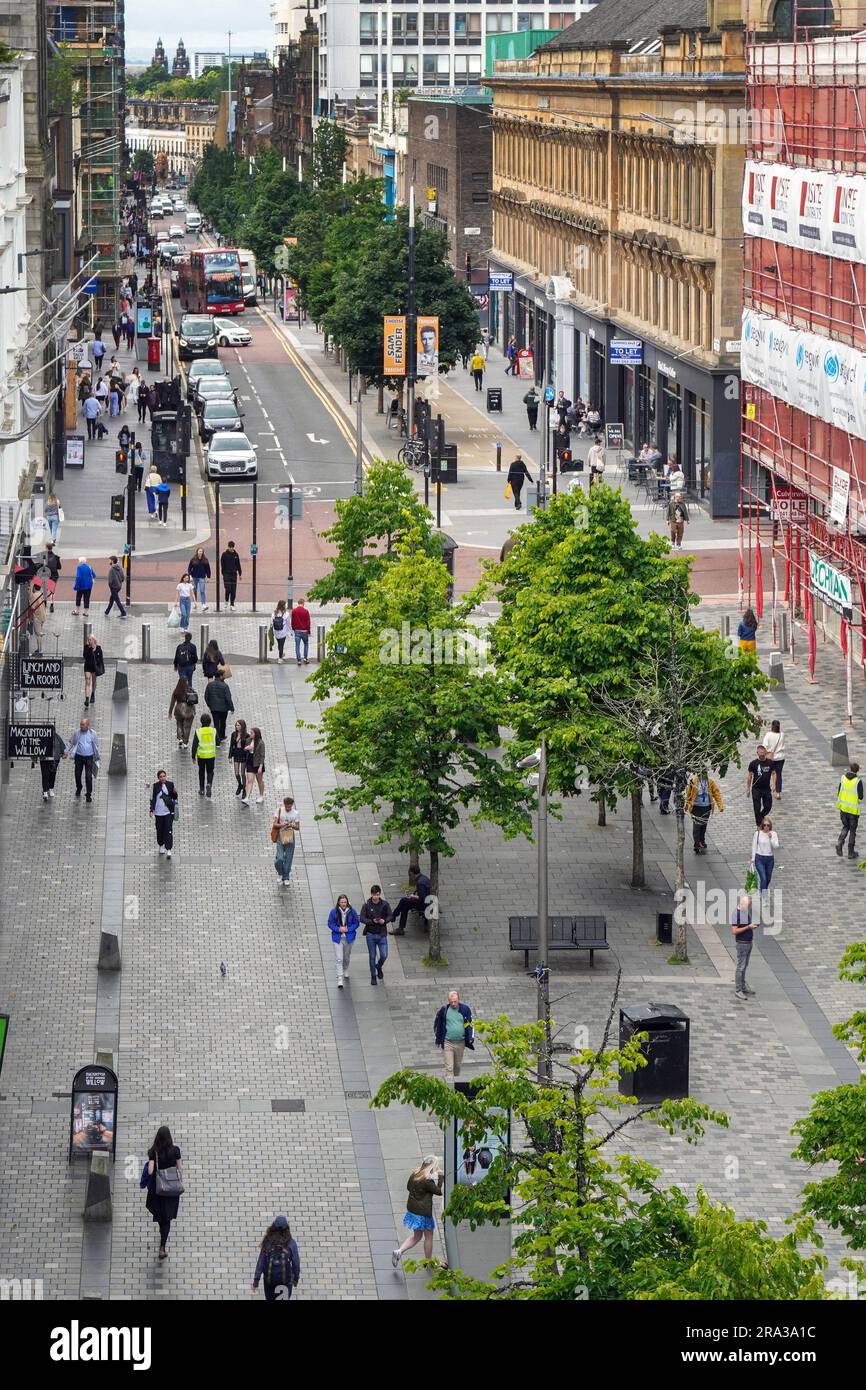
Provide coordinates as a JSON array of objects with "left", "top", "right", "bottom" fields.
[{"left": 383, "top": 316, "right": 407, "bottom": 377}]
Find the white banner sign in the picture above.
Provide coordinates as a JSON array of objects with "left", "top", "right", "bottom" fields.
[
  {"left": 830, "top": 467, "right": 851, "bottom": 525},
  {"left": 809, "top": 550, "right": 853, "bottom": 617},
  {"left": 743, "top": 160, "right": 866, "bottom": 264},
  {"left": 741, "top": 308, "right": 866, "bottom": 443}
]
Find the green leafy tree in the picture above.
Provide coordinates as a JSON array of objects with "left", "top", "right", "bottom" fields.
[
  {"left": 131, "top": 149, "right": 155, "bottom": 180},
  {"left": 373, "top": 990, "right": 828, "bottom": 1299},
  {"left": 286, "top": 178, "right": 385, "bottom": 324},
  {"left": 47, "top": 46, "right": 79, "bottom": 108},
  {"left": 307, "top": 548, "right": 534, "bottom": 960},
  {"left": 311, "top": 118, "right": 348, "bottom": 187},
  {"left": 793, "top": 939, "right": 866, "bottom": 1254},
  {"left": 128, "top": 63, "right": 172, "bottom": 95},
  {"left": 309, "top": 457, "right": 441, "bottom": 605}
]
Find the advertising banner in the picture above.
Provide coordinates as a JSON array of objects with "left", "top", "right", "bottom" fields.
[
  {"left": 809, "top": 550, "right": 853, "bottom": 618},
  {"left": 796, "top": 169, "right": 830, "bottom": 249},
  {"left": 830, "top": 467, "right": 851, "bottom": 525},
  {"left": 416, "top": 316, "right": 439, "bottom": 377},
  {"left": 6, "top": 723, "right": 55, "bottom": 760},
  {"left": 742, "top": 308, "right": 866, "bottom": 443},
  {"left": 826, "top": 173, "right": 866, "bottom": 262},
  {"left": 69, "top": 1064, "right": 118, "bottom": 1161},
  {"left": 517, "top": 347, "right": 535, "bottom": 380},
  {"left": 769, "top": 488, "right": 808, "bottom": 522},
  {"left": 136, "top": 304, "right": 153, "bottom": 337},
  {"left": 20, "top": 657, "right": 63, "bottom": 693},
  {"left": 743, "top": 161, "right": 866, "bottom": 265},
  {"left": 383, "top": 315, "right": 406, "bottom": 377},
  {"left": 790, "top": 329, "right": 825, "bottom": 419},
  {"left": 609, "top": 340, "right": 643, "bottom": 366}
]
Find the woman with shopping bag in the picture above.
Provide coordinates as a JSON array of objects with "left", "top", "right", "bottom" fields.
[{"left": 271, "top": 796, "right": 301, "bottom": 887}]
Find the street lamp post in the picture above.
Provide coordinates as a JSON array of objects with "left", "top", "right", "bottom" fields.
[
  {"left": 355, "top": 370, "right": 364, "bottom": 495},
  {"left": 406, "top": 185, "right": 416, "bottom": 449},
  {"left": 518, "top": 740, "right": 551, "bottom": 1084}
]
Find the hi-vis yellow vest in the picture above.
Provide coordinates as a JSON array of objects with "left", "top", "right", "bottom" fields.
[
  {"left": 196, "top": 725, "right": 217, "bottom": 759},
  {"left": 836, "top": 775, "right": 861, "bottom": 816}
]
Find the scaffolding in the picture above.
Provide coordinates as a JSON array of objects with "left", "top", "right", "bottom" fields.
[{"left": 741, "top": 5, "right": 866, "bottom": 710}]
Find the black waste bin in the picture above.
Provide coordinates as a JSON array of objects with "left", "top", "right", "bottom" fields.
[
  {"left": 431, "top": 444, "right": 458, "bottom": 484},
  {"left": 656, "top": 911, "right": 673, "bottom": 945},
  {"left": 434, "top": 529, "right": 457, "bottom": 603},
  {"left": 619, "top": 1002, "right": 689, "bottom": 1102},
  {"left": 486, "top": 387, "right": 503, "bottom": 413}
]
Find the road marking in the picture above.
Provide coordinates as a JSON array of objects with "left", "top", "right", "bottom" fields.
[{"left": 306, "top": 432, "right": 329, "bottom": 444}]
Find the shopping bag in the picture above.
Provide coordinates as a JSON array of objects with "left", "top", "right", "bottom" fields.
[
  {"left": 504, "top": 482, "right": 512, "bottom": 500},
  {"left": 167, "top": 604, "right": 182, "bottom": 628}
]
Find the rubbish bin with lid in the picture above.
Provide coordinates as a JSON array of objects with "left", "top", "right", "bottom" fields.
[
  {"left": 433, "top": 530, "right": 457, "bottom": 603},
  {"left": 431, "top": 443, "right": 458, "bottom": 484},
  {"left": 618, "top": 1002, "right": 689, "bottom": 1102}
]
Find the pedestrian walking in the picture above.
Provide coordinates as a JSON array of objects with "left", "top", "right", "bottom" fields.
[
  {"left": 173, "top": 631, "right": 198, "bottom": 686},
  {"left": 747, "top": 745, "right": 776, "bottom": 827},
  {"left": 168, "top": 675, "right": 197, "bottom": 749},
  {"left": 83, "top": 633, "right": 105, "bottom": 708},
  {"left": 523, "top": 386, "right": 540, "bottom": 430},
  {"left": 189, "top": 548, "right": 211, "bottom": 609},
  {"left": 389, "top": 867, "right": 431, "bottom": 935},
  {"left": 470, "top": 349, "right": 485, "bottom": 392},
  {"left": 137, "top": 379, "right": 149, "bottom": 423},
  {"left": 272, "top": 796, "right": 300, "bottom": 887},
  {"left": 202, "top": 637, "right": 225, "bottom": 681},
  {"left": 150, "top": 770, "right": 178, "bottom": 858},
  {"left": 251, "top": 1215, "right": 300, "bottom": 1301},
  {"left": 92, "top": 336, "right": 106, "bottom": 372},
  {"left": 433, "top": 990, "right": 474, "bottom": 1080},
  {"left": 94, "top": 375, "right": 109, "bottom": 413},
  {"left": 751, "top": 816, "right": 779, "bottom": 894},
  {"left": 220, "top": 540, "right": 242, "bottom": 608},
  {"left": 241, "top": 727, "right": 265, "bottom": 805},
  {"left": 360, "top": 885, "right": 391, "bottom": 985},
  {"left": 667, "top": 493, "right": 689, "bottom": 550},
  {"left": 835, "top": 761, "right": 863, "bottom": 860},
  {"left": 587, "top": 435, "right": 606, "bottom": 487},
  {"left": 42, "top": 542, "right": 61, "bottom": 610},
  {"left": 140, "top": 1125, "right": 183, "bottom": 1260},
  {"left": 554, "top": 390, "right": 572, "bottom": 426},
  {"left": 39, "top": 729, "right": 66, "bottom": 803},
  {"left": 271, "top": 599, "right": 290, "bottom": 661},
  {"left": 156, "top": 477, "right": 170, "bottom": 526},
  {"left": 145, "top": 465, "right": 162, "bottom": 522},
  {"left": 761, "top": 719, "right": 785, "bottom": 800},
  {"left": 44, "top": 493, "right": 61, "bottom": 543},
  {"left": 229, "top": 719, "right": 251, "bottom": 796},
  {"left": 506, "top": 454, "right": 533, "bottom": 511},
  {"left": 191, "top": 713, "right": 217, "bottom": 797},
  {"left": 126, "top": 367, "right": 141, "bottom": 416},
  {"left": 291, "top": 596, "right": 311, "bottom": 665},
  {"left": 176, "top": 573, "right": 194, "bottom": 629},
  {"left": 112, "top": 318, "right": 122, "bottom": 350},
  {"left": 327, "top": 893, "right": 359, "bottom": 985},
  {"left": 204, "top": 667, "right": 234, "bottom": 745},
  {"left": 731, "top": 894, "right": 755, "bottom": 1001},
  {"left": 126, "top": 316, "right": 135, "bottom": 350},
  {"left": 71, "top": 557, "right": 96, "bottom": 614},
  {"left": 109, "top": 383, "right": 121, "bottom": 417},
  {"left": 504, "top": 336, "right": 517, "bottom": 375},
  {"left": 27, "top": 580, "right": 47, "bottom": 652},
  {"left": 64, "top": 718, "right": 100, "bottom": 802},
  {"left": 684, "top": 770, "right": 723, "bottom": 854},
  {"left": 737, "top": 607, "right": 758, "bottom": 655},
  {"left": 82, "top": 390, "right": 101, "bottom": 440},
  {"left": 104, "top": 555, "right": 127, "bottom": 617},
  {"left": 392, "top": 1157, "right": 445, "bottom": 1268},
  {"left": 133, "top": 440, "right": 147, "bottom": 492}
]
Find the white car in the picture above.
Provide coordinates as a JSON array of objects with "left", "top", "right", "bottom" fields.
[
  {"left": 206, "top": 431, "right": 258, "bottom": 480},
  {"left": 156, "top": 230, "right": 169, "bottom": 244},
  {"left": 169, "top": 224, "right": 184, "bottom": 239},
  {"left": 216, "top": 320, "right": 252, "bottom": 348}
]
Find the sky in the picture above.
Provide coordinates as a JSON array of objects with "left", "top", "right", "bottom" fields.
[{"left": 125, "top": 0, "right": 276, "bottom": 63}]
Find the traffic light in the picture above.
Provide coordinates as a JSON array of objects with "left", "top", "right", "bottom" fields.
[
  {"left": 110, "top": 494, "right": 125, "bottom": 522},
  {"left": 115, "top": 447, "right": 128, "bottom": 474}
]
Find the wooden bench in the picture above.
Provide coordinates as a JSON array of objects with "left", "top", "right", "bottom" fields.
[{"left": 508, "top": 915, "right": 609, "bottom": 968}]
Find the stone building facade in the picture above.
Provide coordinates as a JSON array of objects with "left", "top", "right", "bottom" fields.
[{"left": 405, "top": 93, "right": 493, "bottom": 278}]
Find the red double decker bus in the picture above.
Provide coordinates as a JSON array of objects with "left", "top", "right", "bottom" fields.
[{"left": 178, "top": 248, "right": 244, "bottom": 315}]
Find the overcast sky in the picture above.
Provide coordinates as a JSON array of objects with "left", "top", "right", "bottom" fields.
[{"left": 125, "top": 0, "right": 275, "bottom": 62}]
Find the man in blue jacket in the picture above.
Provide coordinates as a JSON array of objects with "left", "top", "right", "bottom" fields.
[{"left": 434, "top": 990, "right": 474, "bottom": 1080}]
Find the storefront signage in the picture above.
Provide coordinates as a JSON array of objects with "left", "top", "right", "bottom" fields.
[
  {"left": 464, "top": 227, "right": 481, "bottom": 236},
  {"left": 769, "top": 488, "right": 808, "bottom": 523},
  {"left": 383, "top": 315, "right": 407, "bottom": 376},
  {"left": 605, "top": 423, "right": 625, "bottom": 449},
  {"left": 82, "top": 277, "right": 98, "bottom": 296},
  {"left": 65, "top": 434, "right": 85, "bottom": 469},
  {"left": 609, "top": 339, "right": 643, "bottom": 366},
  {"left": 7, "top": 723, "right": 55, "bottom": 760},
  {"left": 657, "top": 359, "right": 677, "bottom": 380},
  {"left": 20, "top": 657, "right": 63, "bottom": 693},
  {"left": 809, "top": 551, "right": 853, "bottom": 618},
  {"left": 136, "top": 305, "right": 153, "bottom": 337},
  {"left": 488, "top": 272, "right": 513, "bottom": 292},
  {"left": 743, "top": 160, "right": 866, "bottom": 265},
  {"left": 517, "top": 348, "right": 534, "bottom": 380},
  {"left": 69, "top": 1064, "right": 118, "bottom": 1162},
  {"left": 830, "top": 466, "right": 851, "bottom": 525},
  {"left": 741, "top": 308, "right": 866, "bottom": 442}
]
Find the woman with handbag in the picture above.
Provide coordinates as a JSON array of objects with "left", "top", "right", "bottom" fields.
[
  {"left": 150, "top": 770, "right": 178, "bottom": 858},
  {"left": 271, "top": 795, "right": 301, "bottom": 887},
  {"left": 140, "top": 1124, "right": 183, "bottom": 1259},
  {"left": 202, "top": 638, "right": 225, "bottom": 681},
  {"left": 242, "top": 727, "right": 266, "bottom": 806},
  {"left": 83, "top": 633, "right": 105, "bottom": 708},
  {"left": 271, "top": 599, "right": 290, "bottom": 662},
  {"left": 176, "top": 572, "right": 194, "bottom": 629},
  {"left": 229, "top": 719, "right": 251, "bottom": 797},
  {"left": 168, "top": 676, "right": 197, "bottom": 750}
]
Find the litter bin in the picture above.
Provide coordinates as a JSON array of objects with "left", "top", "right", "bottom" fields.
[
  {"left": 486, "top": 387, "right": 503, "bottom": 413},
  {"left": 434, "top": 530, "right": 457, "bottom": 603},
  {"left": 431, "top": 444, "right": 458, "bottom": 484},
  {"left": 656, "top": 911, "right": 673, "bottom": 945},
  {"left": 147, "top": 336, "right": 161, "bottom": 369},
  {"left": 619, "top": 1002, "right": 690, "bottom": 1102}
]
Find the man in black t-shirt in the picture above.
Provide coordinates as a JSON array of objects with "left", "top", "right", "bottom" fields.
[
  {"left": 731, "top": 894, "right": 755, "bottom": 1000},
  {"left": 746, "top": 745, "right": 776, "bottom": 827}
]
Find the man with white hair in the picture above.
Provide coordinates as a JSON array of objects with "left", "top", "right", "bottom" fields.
[{"left": 731, "top": 893, "right": 755, "bottom": 1001}]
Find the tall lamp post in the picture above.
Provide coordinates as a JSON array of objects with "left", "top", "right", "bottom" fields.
[
  {"left": 406, "top": 185, "right": 416, "bottom": 446},
  {"left": 518, "top": 741, "right": 551, "bottom": 1084}
]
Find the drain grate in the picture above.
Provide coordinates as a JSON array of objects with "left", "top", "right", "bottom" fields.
[
  {"left": 271, "top": 1099, "right": 306, "bottom": 1112},
  {"left": 345, "top": 1089, "right": 371, "bottom": 1099}
]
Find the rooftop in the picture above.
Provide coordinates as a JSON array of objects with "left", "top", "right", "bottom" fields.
[
  {"left": 407, "top": 87, "right": 493, "bottom": 106},
  {"left": 543, "top": 0, "right": 709, "bottom": 51}
]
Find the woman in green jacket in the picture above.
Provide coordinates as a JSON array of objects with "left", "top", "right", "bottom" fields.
[{"left": 392, "top": 1155, "right": 444, "bottom": 1268}]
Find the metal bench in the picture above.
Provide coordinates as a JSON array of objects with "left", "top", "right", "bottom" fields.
[{"left": 508, "top": 915, "right": 609, "bottom": 968}]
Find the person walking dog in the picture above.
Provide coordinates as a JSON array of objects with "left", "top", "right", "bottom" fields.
[
  {"left": 327, "top": 894, "right": 359, "bottom": 987},
  {"left": 433, "top": 991, "right": 474, "bottom": 1080}
]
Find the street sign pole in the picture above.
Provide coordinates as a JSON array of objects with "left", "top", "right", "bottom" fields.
[
  {"left": 215, "top": 484, "right": 221, "bottom": 613},
  {"left": 251, "top": 481, "right": 258, "bottom": 614},
  {"left": 288, "top": 483, "right": 294, "bottom": 592}
]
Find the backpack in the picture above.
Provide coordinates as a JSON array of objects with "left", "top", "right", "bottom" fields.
[{"left": 265, "top": 1246, "right": 294, "bottom": 1295}]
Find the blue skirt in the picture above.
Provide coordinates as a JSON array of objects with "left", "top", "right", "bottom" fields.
[{"left": 403, "top": 1212, "right": 434, "bottom": 1232}]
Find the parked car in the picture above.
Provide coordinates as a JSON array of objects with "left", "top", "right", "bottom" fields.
[
  {"left": 192, "top": 377, "right": 238, "bottom": 415},
  {"left": 186, "top": 358, "right": 230, "bottom": 399},
  {"left": 206, "top": 431, "right": 258, "bottom": 480},
  {"left": 215, "top": 320, "right": 252, "bottom": 348},
  {"left": 199, "top": 399, "right": 244, "bottom": 443},
  {"left": 178, "top": 314, "right": 218, "bottom": 362}
]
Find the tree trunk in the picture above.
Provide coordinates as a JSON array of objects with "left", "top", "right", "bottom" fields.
[
  {"left": 377, "top": 382, "right": 384, "bottom": 414},
  {"left": 427, "top": 849, "right": 441, "bottom": 961},
  {"left": 630, "top": 786, "right": 645, "bottom": 888},
  {"left": 674, "top": 793, "right": 688, "bottom": 961},
  {"left": 408, "top": 844, "right": 420, "bottom": 882},
  {"left": 597, "top": 792, "right": 606, "bottom": 827}
]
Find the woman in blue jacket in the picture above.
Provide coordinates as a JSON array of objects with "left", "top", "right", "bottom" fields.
[
  {"left": 73, "top": 557, "right": 96, "bottom": 613},
  {"left": 328, "top": 894, "right": 359, "bottom": 989},
  {"left": 251, "top": 1215, "right": 300, "bottom": 1301},
  {"left": 737, "top": 607, "right": 758, "bottom": 654}
]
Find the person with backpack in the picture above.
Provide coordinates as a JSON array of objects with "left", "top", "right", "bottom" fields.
[
  {"left": 684, "top": 769, "right": 723, "bottom": 854},
  {"left": 327, "top": 893, "right": 359, "bottom": 986},
  {"left": 104, "top": 555, "right": 127, "bottom": 618},
  {"left": 271, "top": 599, "right": 290, "bottom": 662},
  {"left": 150, "top": 769, "right": 178, "bottom": 859},
  {"left": 140, "top": 1124, "right": 183, "bottom": 1260},
  {"left": 168, "top": 675, "right": 197, "bottom": 749},
  {"left": 83, "top": 633, "right": 105, "bottom": 708},
  {"left": 251, "top": 1215, "right": 301, "bottom": 1301},
  {"left": 191, "top": 713, "right": 218, "bottom": 797},
  {"left": 523, "top": 386, "right": 540, "bottom": 430},
  {"left": 173, "top": 632, "right": 198, "bottom": 687}
]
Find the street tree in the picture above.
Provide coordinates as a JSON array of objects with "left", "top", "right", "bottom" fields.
[
  {"left": 307, "top": 548, "right": 534, "bottom": 961},
  {"left": 373, "top": 982, "right": 828, "bottom": 1299},
  {"left": 286, "top": 178, "right": 385, "bottom": 325},
  {"left": 308, "top": 457, "right": 441, "bottom": 606},
  {"left": 311, "top": 118, "right": 348, "bottom": 187},
  {"left": 131, "top": 149, "right": 155, "bottom": 180},
  {"left": 792, "top": 938, "right": 866, "bottom": 1254}
]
